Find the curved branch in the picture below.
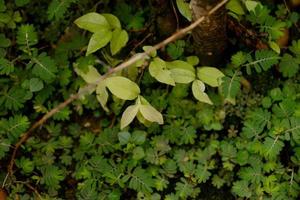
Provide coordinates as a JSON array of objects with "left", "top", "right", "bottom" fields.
[{"left": 7, "top": 0, "right": 228, "bottom": 176}]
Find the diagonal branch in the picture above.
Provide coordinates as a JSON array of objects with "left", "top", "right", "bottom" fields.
[{"left": 7, "top": 0, "right": 228, "bottom": 176}]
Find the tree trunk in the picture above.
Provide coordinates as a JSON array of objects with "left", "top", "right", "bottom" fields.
[{"left": 190, "top": 0, "right": 227, "bottom": 66}]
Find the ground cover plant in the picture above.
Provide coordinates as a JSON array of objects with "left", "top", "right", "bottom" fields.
[{"left": 0, "top": 0, "right": 300, "bottom": 199}]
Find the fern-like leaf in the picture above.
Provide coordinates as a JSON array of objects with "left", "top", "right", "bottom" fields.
[
  {"left": 0, "top": 86, "right": 30, "bottom": 111},
  {"left": 16, "top": 24, "right": 38, "bottom": 47},
  {"left": 221, "top": 70, "right": 241, "bottom": 104},
  {"left": 47, "top": 0, "right": 77, "bottom": 21},
  {"left": 279, "top": 53, "right": 299, "bottom": 78},
  {"left": 263, "top": 136, "right": 284, "bottom": 160},
  {"left": 0, "top": 58, "right": 14, "bottom": 75},
  {"left": 243, "top": 50, "right": 280, "bottom": 74},
  {"left": 0, "top": 115, "right": 30, "bottom": 142},
  {"left": 129, "top": 167, "right": 154, "bottom": 193},
  {"left": 30, "top": 53, "right": 57, "bottom": 83}
]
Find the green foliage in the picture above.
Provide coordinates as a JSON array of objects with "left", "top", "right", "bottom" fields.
[{"left": 1, "top": 1, "right": 300, "bottom": 200}]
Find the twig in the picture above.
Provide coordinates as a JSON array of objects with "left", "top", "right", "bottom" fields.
[{"left": 7, "top": 0, "right": 228, "bottom": 175}]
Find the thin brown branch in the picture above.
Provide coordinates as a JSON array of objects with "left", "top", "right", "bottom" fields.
[{"left": 7, "top": 0, "right": 228, "bottom": 176}]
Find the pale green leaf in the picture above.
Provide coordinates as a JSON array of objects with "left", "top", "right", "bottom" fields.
[
  {"left": 143, "top": 46, "right": 157, "bottom": 57},
  {"left": 96, "top": 82, "right": 109, "bottom": 112},
  {"left": 166, "top": 60, "right": 195, "bottom": 73},
  {"left": 149, "top": 58, "right": 175, "bottom": 86},
  {"left": 139, "top": 105, "right": 163, "bottom": 125},
  {"left": 121, "top": 105, "right": 139, "bottom": 129},
  {"left": 170, "top": 68, "right": 195, "bottom": 83},
  {"left": 74, "top": 65, "right": 101, "bottom": 84},
  {"left": 110, "top": 28, "right": 129, "bottom": 55},
  {"left": 176, "top": 0, "right": 192, "bottom": 21},
  {"left": 102, "top": 13, "right": 121, "bottom": 29},
  {"left": 192, "top": 80, "right": 213, "bottom": 105},
  {"left": 268, "top": 41, "right": 280, "bottom": 54},
  {"left": 105, "top": 76, "right": 140, "bottom": 100},
  {"left": 186, "top": 56, "right": 199, "bottom": 66},
  {"left": 74, "top": 12, "right": 110, "bottom": 32},
  {"left": 86, "top": 30, "right": 112, "bottom": 55},
  {"left": 226, "top": 0, "right": 245, "bottom": 15},
  {"left": 197, "top": 67, "right": 224, "bottom": 87},
  {"left": 244, "top": 0, "right": 260, "bottom": 12}
]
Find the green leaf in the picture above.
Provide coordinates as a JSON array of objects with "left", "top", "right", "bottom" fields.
[
  {"left": 110, "top": 28, "right": 128, "bottom": 55},
  {"left": 192, "top": 80, "right": 213, "bottom": 105},
  {"left": 129, "top": 167, "right": 154, "bottom": 193},
  {"left": 132, "top": 147, "right": 145, "bottom": 160},
  {"left": 96, "top": 82, "right": 109, "bottom": 112},
  {"left": 15, "top": 0, "right": 30, "bottom": 7},
  {"left": 0, "top": 58, "right": 14, "bottom": 75},
  {"left": 29, "top": 78, "right": 44, "bottom": 92},
  {"left": 0, "top": 115, "right": 30, "bottom": 142},
  {"left": 106, "top": 76, "right": 140, "bottom": 100},
  {"left": 74, "top": 12, "right": 110, "bottom": 33},
  {"left": 149, "top": 58, "right": 175, "bottom": 86},
  {"left": 197, "top": 67, "right": 225, "bottom": 87},
  {"left": 47, "top": 0, "right": 76, "bottom": 20},
  {"left": 226, "top": 0, "right": 245, "bottom": 15},
  {"left": 268, "top": 41, "right": 280, "bottom": 54},
  {"left": 120, "top": 105, "right": 139, "bottom": 129},
  {"left": 195, "top": 165, "right": 211, "bottom": 183},
  {"left": 244, "top": 0, "right": 260, "bottom": 12},
  {"left": 263, "top": 137, "right": 284, "bottom": 160},
  {"left": 0, "top": 139, "right": 10, "bottom": 159},
  {"left": 287, "top": 117, "right": 300, "bottom": 144},
  {"left": 289, "top": 40, "right": 300, "bottom": 56},
  {"left": 143, "top": 46, "right": 157, "bottom": 57},
  {"left": 40, "top": 166, "right": 64, "bottom": 190},
  {"left": 131, "top": 130, "right": 147, "bottom": 144},
  {"left": 102, "top": 13, "right": 121, "bottom": 29},
  {"left": 118, "top": 131, "right": 131, "bottom": 145},
  {"left": 221, "top": 71, "right": 241, "bottom": 104},
  {"left": 75, "top": 65, "right": 101, "bottom": 84},
  {"left": 0, "top": 87, "right": 29, "bottom": 111},
  {"left": 279, "top": 53, "right": 299, "bottom": 77},
  {"left": 169, "top": 68, "right": 195, "bottom": 84},
  {"left": 175, "top": 178, "right": 200, "bottom": 199},
  {"left": 139, "top": 105, "right": 163, "bottom": 125},
  {"left": 166, "top": 60, "right": 195, "bottom": 72},
  {"left": 31, "top": 53, "right": 57, "bottom": 83},
  {"left": 17, "top": 24, "right": 38, "bottom": 46},
  {"left": 231, "top": 51, "right": 249, "bottom": 67},
  {"left": 0, "top": 34, "right": 11, "bottom": 47},
  {"left": 232, "top": 181, "right": 252, "bottom": 198},
  {"left": 176, "top": 0, "right": 191, "bottom": 21},
  {"left": 86, "top": 30, "right": 112, "bottom": 55},
  {"left": 186, "top": 56, "right": 199, "bottom": 66}
]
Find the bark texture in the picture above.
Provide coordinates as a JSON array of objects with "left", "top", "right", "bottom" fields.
[{"left": 190, "top": 0, "right": 227, "bottom": 65}]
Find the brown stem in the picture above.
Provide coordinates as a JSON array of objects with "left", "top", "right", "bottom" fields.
[{"left": 7, "top": 0, "right": 228, "bottom": 176}]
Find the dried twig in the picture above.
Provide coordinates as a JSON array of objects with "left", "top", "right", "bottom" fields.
[{"left": 7, "top": 0, "right": 228, "bottom": 176}]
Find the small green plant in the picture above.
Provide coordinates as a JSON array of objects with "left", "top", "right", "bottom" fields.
[{"left": 0, "top": 0, "right": 300, "bottom": 199}]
